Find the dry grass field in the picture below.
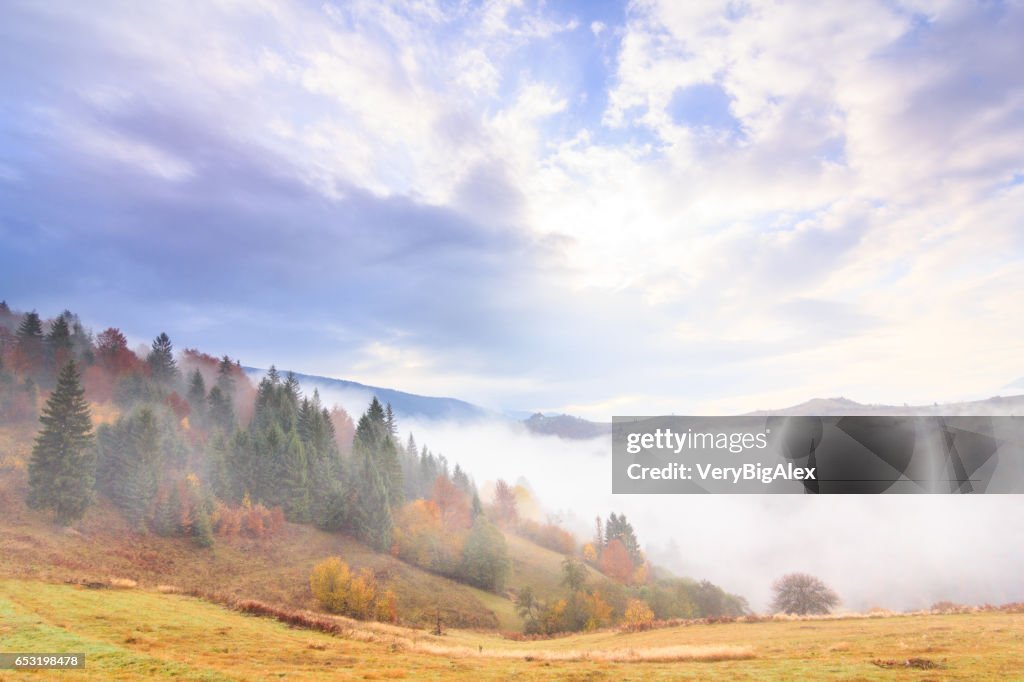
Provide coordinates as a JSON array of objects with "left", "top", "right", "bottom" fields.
[{"left": 2, "top": 579, "right": 1023, "bottom": 681}]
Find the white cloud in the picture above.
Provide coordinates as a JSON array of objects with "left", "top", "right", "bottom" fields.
[{"left": 7, "top": 0, "right": 1023, "bottom": 414}]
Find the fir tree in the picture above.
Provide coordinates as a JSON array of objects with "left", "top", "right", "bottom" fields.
[
  {"left": 27, "top": 361, "right": 95, "bottom": 525},
  {"left": 281, "top": 431, "right": 311, "bottom": 523},
  {"left": 68, "top": 314, "right": 95, "bottom": 365},
  {"left": 96, "top": 407, "right": 160, "bottom": 527},
  {"left": 15, "top": 310, "right": 45, "bottom": 379},
  {"left": 45, "top": 314, "right": 73, "bottom": 374},
  {"left": 206, "top": 432, "right": 232, "bottom": 501},
  {"left": 452, "top": 464, "right": 472, "bottom": 494},
  {"left": 380, "top": 434, "right": 404, "bottom": 507},
  {"left": 353, "top": 399, "right": 403, "bottom": 507},
  {"left": 164, "top": 483, "right": 183, "bottom": 534},
  {"left": 419, "top": 445, "right": 440, "bottom": 498},
  {"left": 147, "top": 332, "right": 179, "bottom": 384},
  {"left": 605, "top": 513, "right": 642, "bottom": 565},
  {"left": 193, "top": 505, "right": 214, "bottom": 548},
  {"left": 385, "top": 403, "right": 397, "bottom": 437},
  {"left": 207, "top": 385, "right": 235, "bottom": 432},
  {"left": 355, "top": 455, "right": 393, "bottom": 551},
  {"left": 215, "top": 355, "right": 236, "bottom": 394},
  {"left": 226, "top": 429, "right": 255, "bottom": 502},
  {"left": 186, "top": 369, "right": 207, "bottom": 421},
  {"left": 402, "top": 433, "right": 422, "bottom": 501},
  {"left": 460, "top": 516, "right": 510, "bottom": 592},
  {"left": 152, "top": 490, "right": 176, "bottom": 536}
]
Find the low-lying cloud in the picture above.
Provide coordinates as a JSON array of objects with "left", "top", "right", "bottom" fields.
[{"left": 304, "top": 379, "right": 1023, "bottom": 613}]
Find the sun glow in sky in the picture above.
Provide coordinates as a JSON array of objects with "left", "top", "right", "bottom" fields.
[{"left": 2, "top": 1, "right": 1022, "bottom": 417}]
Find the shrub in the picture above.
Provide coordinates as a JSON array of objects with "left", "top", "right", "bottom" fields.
[
  {"left": 622, "top": 599, "right": 655, "bottom": 632},
  {"left": 309, "top": 557, "right": 396, "bottom": 622},
  {"left": 211, "top": 498, "right": 283, "bottom": 539}
]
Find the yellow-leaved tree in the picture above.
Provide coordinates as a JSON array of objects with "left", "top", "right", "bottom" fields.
[
  {"left": 622, "top": 598, "right": 655, "bottom": 632},
  {"left": 309, "top": 557, "right": 398, "bottom": 622}
]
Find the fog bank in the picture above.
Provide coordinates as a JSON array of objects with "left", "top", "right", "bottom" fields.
[{"left": 404, "top": 417, "right": 1024, "bottom": 613}]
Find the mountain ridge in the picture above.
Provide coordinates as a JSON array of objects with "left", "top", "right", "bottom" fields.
[{"left": 245, "top": 366, "right": 1024, "bottom": 438}]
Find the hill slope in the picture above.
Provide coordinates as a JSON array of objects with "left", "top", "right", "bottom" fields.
[
  {"left": 0, "top": 468, "right": 515, "bottom": 630},
  {"left": 0, "top": 451, "right": 618, "bottom": 633}
]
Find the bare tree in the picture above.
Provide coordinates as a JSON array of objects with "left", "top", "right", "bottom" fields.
[{"left": 771, "top": 573, "right": 839, "bottom": 615}]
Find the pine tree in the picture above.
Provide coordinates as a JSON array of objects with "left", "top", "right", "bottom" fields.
[
  {"left": 68, "top": 314, "right": 95, "bottom": 365},
  {"left": 186, "top": 369, "right": 207, "bottom": 422},
  {"left": 152, "top": 490, "right": 175, "bottom": 536},
  {"left": 460, "top": 516, "right": 510, "bottom": 592},
  {"left": 366, "top": 397, "right": 385, "bottom": 424},
  {"left": 402, "top": 433, "right": 421, "bottom": 500},
  {"left": 356, "top": 457, "right": 392, "bottom": 551},
  {"left": 206, "top": 433, "right": 232, "bottom": 501},
  {"left": 384, "top": 403, "right": 397, "bottom": 437},
  {"left": 96, "top": 407, "right": 160, "bottom": 527},
  {"left": 45, "top": 314, "right": 73, "bottom": 374},
  {"left": 605, "top": 513, "right": 642, "bottom": 566},
  {"left": 279, "top": 373, "right": 301, "bottom": 433},
  {"left": 165, "top": 483, "right": 183, "bottom": 534},
  {"left": 215, "top": 355, "right": 236, "bottom": 394},
  {"left": 15, "top": 310, "right": 45, "bottom": 380},
  {"left": 147, "top": 332, "right": 179, "bottom": 384},
  {"left": 419, "top": 445, "right": 440, "bottom": 498},
  {"left": 380, "top": 434, "right": 403, "bottom": 507},
  {"left": 193, "top": 505, "right": 214, "bottom": 548},
  {"left": 353, "top": 399, "right": 403, "bottom": 507},
  {"left": 27, "top": 361, "right": 95, "bottom": 525},
  {"left": 452, "top": 464, "right": 471, "bottom": 494},
  {"left": 281, "top": 431, "right": 311, "bottom": 523},
  {"left": 207, "top": 385, "right": 235, "bottom": 432},
  {"left": 226, "top": 429, "right": 255, "bottom": 502}
]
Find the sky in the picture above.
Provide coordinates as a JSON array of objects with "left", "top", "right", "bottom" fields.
[{"left": 2, "top": 0, "right": 1023, "bottom": 418}]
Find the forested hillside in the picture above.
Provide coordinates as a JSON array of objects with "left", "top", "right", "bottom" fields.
[{"left": 0, "top": 301, "right": 747, "bottom": 633}]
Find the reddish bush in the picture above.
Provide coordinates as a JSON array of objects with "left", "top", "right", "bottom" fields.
[
  {"left": 518, "top": 518, "right": 576, "bottom": 555},
  {"left": 164, "top": 391, "right": 190, "bottom": 420},
  {"left": 212, "top": 500, "right": 284, "bottom": 539}
]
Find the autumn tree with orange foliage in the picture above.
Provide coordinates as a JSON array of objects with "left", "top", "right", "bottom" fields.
[
  {"left": 431, "top": 475, "right": 471, "bottom": 533},
  {"left": 492, "top": 479, "right": 518, "bottom": 529},
  {"left": 392, "top": 498, "right": 450, "bottom": 570},
  {"left": 329, "top": 406, "right": 355, "bottom": 454},
  {"left": 599, "top": 538, "right": 635, "bottom": 583}
]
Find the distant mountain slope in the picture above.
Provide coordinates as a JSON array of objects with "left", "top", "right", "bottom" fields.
[
  {"left": 246, "top": 366, "right": 1024, "bottom": 431},
  {"left": 745, "top": 394, "right": 1024, "bottom": 416},
  {"left": 243, "top": 367, "right": 489, "bottom": 422},
  {"left": 521, "top": 413, "right": 611, "bottom": 439}
]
